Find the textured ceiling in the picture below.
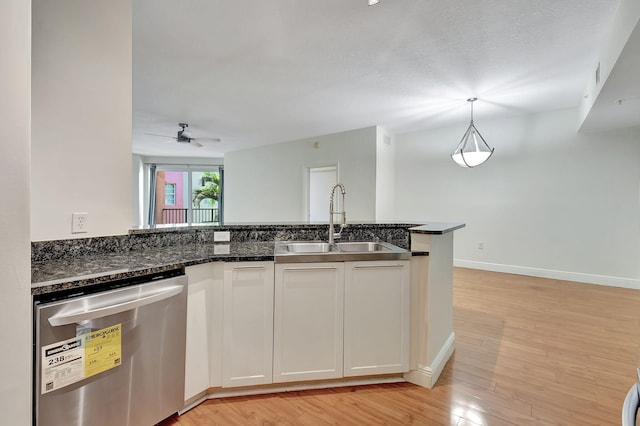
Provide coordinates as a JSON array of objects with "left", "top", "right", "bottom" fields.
[{"left": 132, "top": 0, "right": 621, "bottom": 157}]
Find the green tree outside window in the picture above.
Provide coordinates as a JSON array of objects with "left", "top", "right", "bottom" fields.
[{"left": 192, "top": 172, "right": 220, "bottom": 207}]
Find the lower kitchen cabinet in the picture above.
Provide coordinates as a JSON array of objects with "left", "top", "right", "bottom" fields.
[
  {"left": 184, "top": 263, "right": 223, "bottom": 401},
  {"left": 222, "top": 262, "right": 274, "bottom": 387},
  {"left": 273, "top": 263, "right": 345, "bottom": 383},
  {"left": 185, "top": 258, "right": 409, "bottom": 399},
  {"left": 343, "top": 260, "right": 410, "bottom": 376}
]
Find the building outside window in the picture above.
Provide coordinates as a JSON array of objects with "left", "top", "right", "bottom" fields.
[
  {"left": 149, "top": 166, "right": 223, "bottom": 226},
  {"left": 164, "top": 183, "right": 176, "bottom": 206}
]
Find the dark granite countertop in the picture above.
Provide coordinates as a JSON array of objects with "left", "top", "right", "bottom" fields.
[
  {"left": 31, "top": 241, "right": 275, "bottom": 295},
  {"left": 409, "top": 222, "right": 466, "bottom": 234},
  {"left": 129, "top": 222, "right": 427, "bottom": 234},
  {"left": 31, "top": 222, "right": 465, "bottom": 296}
]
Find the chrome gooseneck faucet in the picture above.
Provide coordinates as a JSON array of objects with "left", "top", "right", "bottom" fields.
[{"left": 328, "top": 183, "right": 347, "bottom": 244}]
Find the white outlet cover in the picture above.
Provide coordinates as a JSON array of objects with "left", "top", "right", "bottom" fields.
[
  {"left": 214, "top": 244, "right": 230, "bottom": 255},
  {"left": 72, "top": 212, "right": 88, "bottom": 234},
  {"left": 214, "top": 231, "right": 231, "bottom": 242}
]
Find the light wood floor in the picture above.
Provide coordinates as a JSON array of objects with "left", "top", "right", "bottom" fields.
[{"left": 160, "top": 268, "right": 640, "bottom": 425}]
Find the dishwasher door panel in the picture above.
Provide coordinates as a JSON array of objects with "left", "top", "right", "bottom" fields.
[{"left": 34, "top": 276, "right": 187, "bottom": 426}]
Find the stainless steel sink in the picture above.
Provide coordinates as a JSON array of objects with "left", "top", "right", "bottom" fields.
[
  {"left": 334, "top": 242, "right": 391, "bottom": 252},
  {"left": 274, "top": 240, "right": 410, "bottom": 263},
  {"left": 284, "top": 242, "right": 334, "bottom": 253}
]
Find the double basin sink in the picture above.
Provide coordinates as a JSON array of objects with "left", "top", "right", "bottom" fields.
[{"left": 274, "top": 240, "right": 410, "bottom": 263}]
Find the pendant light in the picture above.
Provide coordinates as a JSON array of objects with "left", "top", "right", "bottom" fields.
[{"left": 451, "top": 98, "right": 494, "bottom": 168}]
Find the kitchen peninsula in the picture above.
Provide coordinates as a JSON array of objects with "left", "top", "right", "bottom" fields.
[{"left": 31, "top": 222, "right": 464, "bottom": 411}]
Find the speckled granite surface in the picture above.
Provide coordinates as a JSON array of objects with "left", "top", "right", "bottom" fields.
[
  {"left": 32, "top": 223, "right": 444, "bottom": 295},
  {"left": 32, "top": 224, "right": 415, "bottom": 262},
  {"left": 31, "top": 241, "right": 275, "bottom": 294}
]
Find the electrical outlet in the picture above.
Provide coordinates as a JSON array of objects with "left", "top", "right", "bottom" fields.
[
  {"left": 214, "top": 231, "right": 231, "bottom": 242},
  {"left": 214, "top": 244, "right": 230, "bottom": 255},
  {"left": 72, "top": 212, "right": 88, "bottom": 234}
]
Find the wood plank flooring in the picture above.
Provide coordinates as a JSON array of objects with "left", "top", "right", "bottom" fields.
[{"left": 160, "top": 268, "right": 640, "bottom": 425}]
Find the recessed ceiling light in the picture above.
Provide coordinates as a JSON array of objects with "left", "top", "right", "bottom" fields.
[{"left": 368, "top": 0, "right": 380, "bottom": 6}]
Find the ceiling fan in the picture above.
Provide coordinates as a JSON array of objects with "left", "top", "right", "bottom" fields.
[{"left": 145, "top": 123, "right": 221, "bottom": 147}]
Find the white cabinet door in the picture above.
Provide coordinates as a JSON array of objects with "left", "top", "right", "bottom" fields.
[
  {"left": 222, "top": 262, "right": 275, "bottom": 387},
  {"left": 344, "top": 260, "right": 410, "bottom": 377},
  {"left": 184, "top": 263, "right": 224, "bottom": 401},
  {"left": 273, "top": 263, "right": 344, "bottom": 383}
]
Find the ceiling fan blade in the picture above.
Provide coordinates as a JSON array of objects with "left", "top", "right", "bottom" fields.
[
  {"left": 145, "top": 132, "right": 175, "bottom": 138},
  {"left": 189, "top": 140, "right": 204, "bottom": 148},
  {"left": 195, "top": 137, "right": 221, "bottom": 142}
]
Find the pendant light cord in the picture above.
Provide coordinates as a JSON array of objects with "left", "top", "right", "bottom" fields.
[{"left": 467, "top": 97, "right": 477, "bottom": 124}]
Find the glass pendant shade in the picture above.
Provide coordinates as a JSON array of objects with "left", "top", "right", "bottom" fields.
[{"left": 451, "top": 98, "right": 494, "bottom": 168}]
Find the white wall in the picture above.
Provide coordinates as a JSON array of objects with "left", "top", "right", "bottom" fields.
[
  {"left": 225, "top": 127, "right": 377, "bottom": 223},
  {"left": 0, "top": 0, "right": 31, "bottom": 422},
  {"left": 376, "top": 126, "right": 396, "bottom": 221},
  {"left": 31, "top": 0, "right": 133, "bottom": 241},
  {"left": 395, "top": 108, "right": 640, "bottom": 287},
  {"left": 579, "top": 0, "right": 640, "bottom": 129}
]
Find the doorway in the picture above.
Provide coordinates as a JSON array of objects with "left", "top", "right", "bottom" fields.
[{"left": 308, "top": 165, "right": 337, "bottom": 222}]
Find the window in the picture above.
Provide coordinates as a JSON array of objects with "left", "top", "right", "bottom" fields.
[
  {"left": 148, "top": 165, "right": 223, "bottom": 226},
  {"left": 164, "top": 183, "right": 176, "bottom": 206}
]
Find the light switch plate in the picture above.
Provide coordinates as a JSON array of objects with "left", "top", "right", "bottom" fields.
[{"left": 214, "top": 231, "right": 231, "bottom": 242}]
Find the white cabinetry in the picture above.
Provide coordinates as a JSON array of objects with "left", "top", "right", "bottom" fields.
[
  {"left": 185, "top": 256, "right": 410, "bottom": 400},
  {"left": 222, "top": 262, "right": 274, "bottom": 387},
  {"left": 344, "top": 260, "right": 410, "bottom": 376},
  {"left": 273, "top": 263, "right": 345, "bottom": 383},
  {"left": 184, "top": 263, "right": 224, "bottom": 401}
]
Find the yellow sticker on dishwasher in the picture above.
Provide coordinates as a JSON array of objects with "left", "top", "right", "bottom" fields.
[{"left": 83, "top": 324, "right": 122, "bottom": 378}]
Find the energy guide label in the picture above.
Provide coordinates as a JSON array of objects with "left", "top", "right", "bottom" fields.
[
  {"left": 41, "top": 337, "right": 84, "bottom": 394},
  {"left": 84, "top": 324, "right": 122, "bottom": 378},
  {"left": 41, "top": 324, "right": 122, "bottom": 394}
]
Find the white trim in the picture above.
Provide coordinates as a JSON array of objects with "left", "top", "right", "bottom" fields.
[
  {"left": 179, "top": 395, "right": 208, "bottom": 415},
  {"left": 403, "top": 332, "right": 455, "bottom": 389},
  {"left": 455, "top": 260, "right": 640, "bottom": 290},
  {"left": 181, "top": 376, "right": 406, "bottom": 410}
]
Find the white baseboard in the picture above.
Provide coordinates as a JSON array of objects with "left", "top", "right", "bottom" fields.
[
  {"left": 179, "top": 394, "right": 208, "bottom": 415},
  {"left": 455, "top": 259, "right": 640, "bottom": 290},
  {"left": 183, "top": 376, "right": 407, "bottom": 407},
  {"left": 404, "top": 332, "right": 455, "bottom": 389}
]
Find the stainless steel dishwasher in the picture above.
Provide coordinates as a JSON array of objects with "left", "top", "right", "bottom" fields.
[{"left": 33, "top": 270, "right": 187, "bottom": 426}]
